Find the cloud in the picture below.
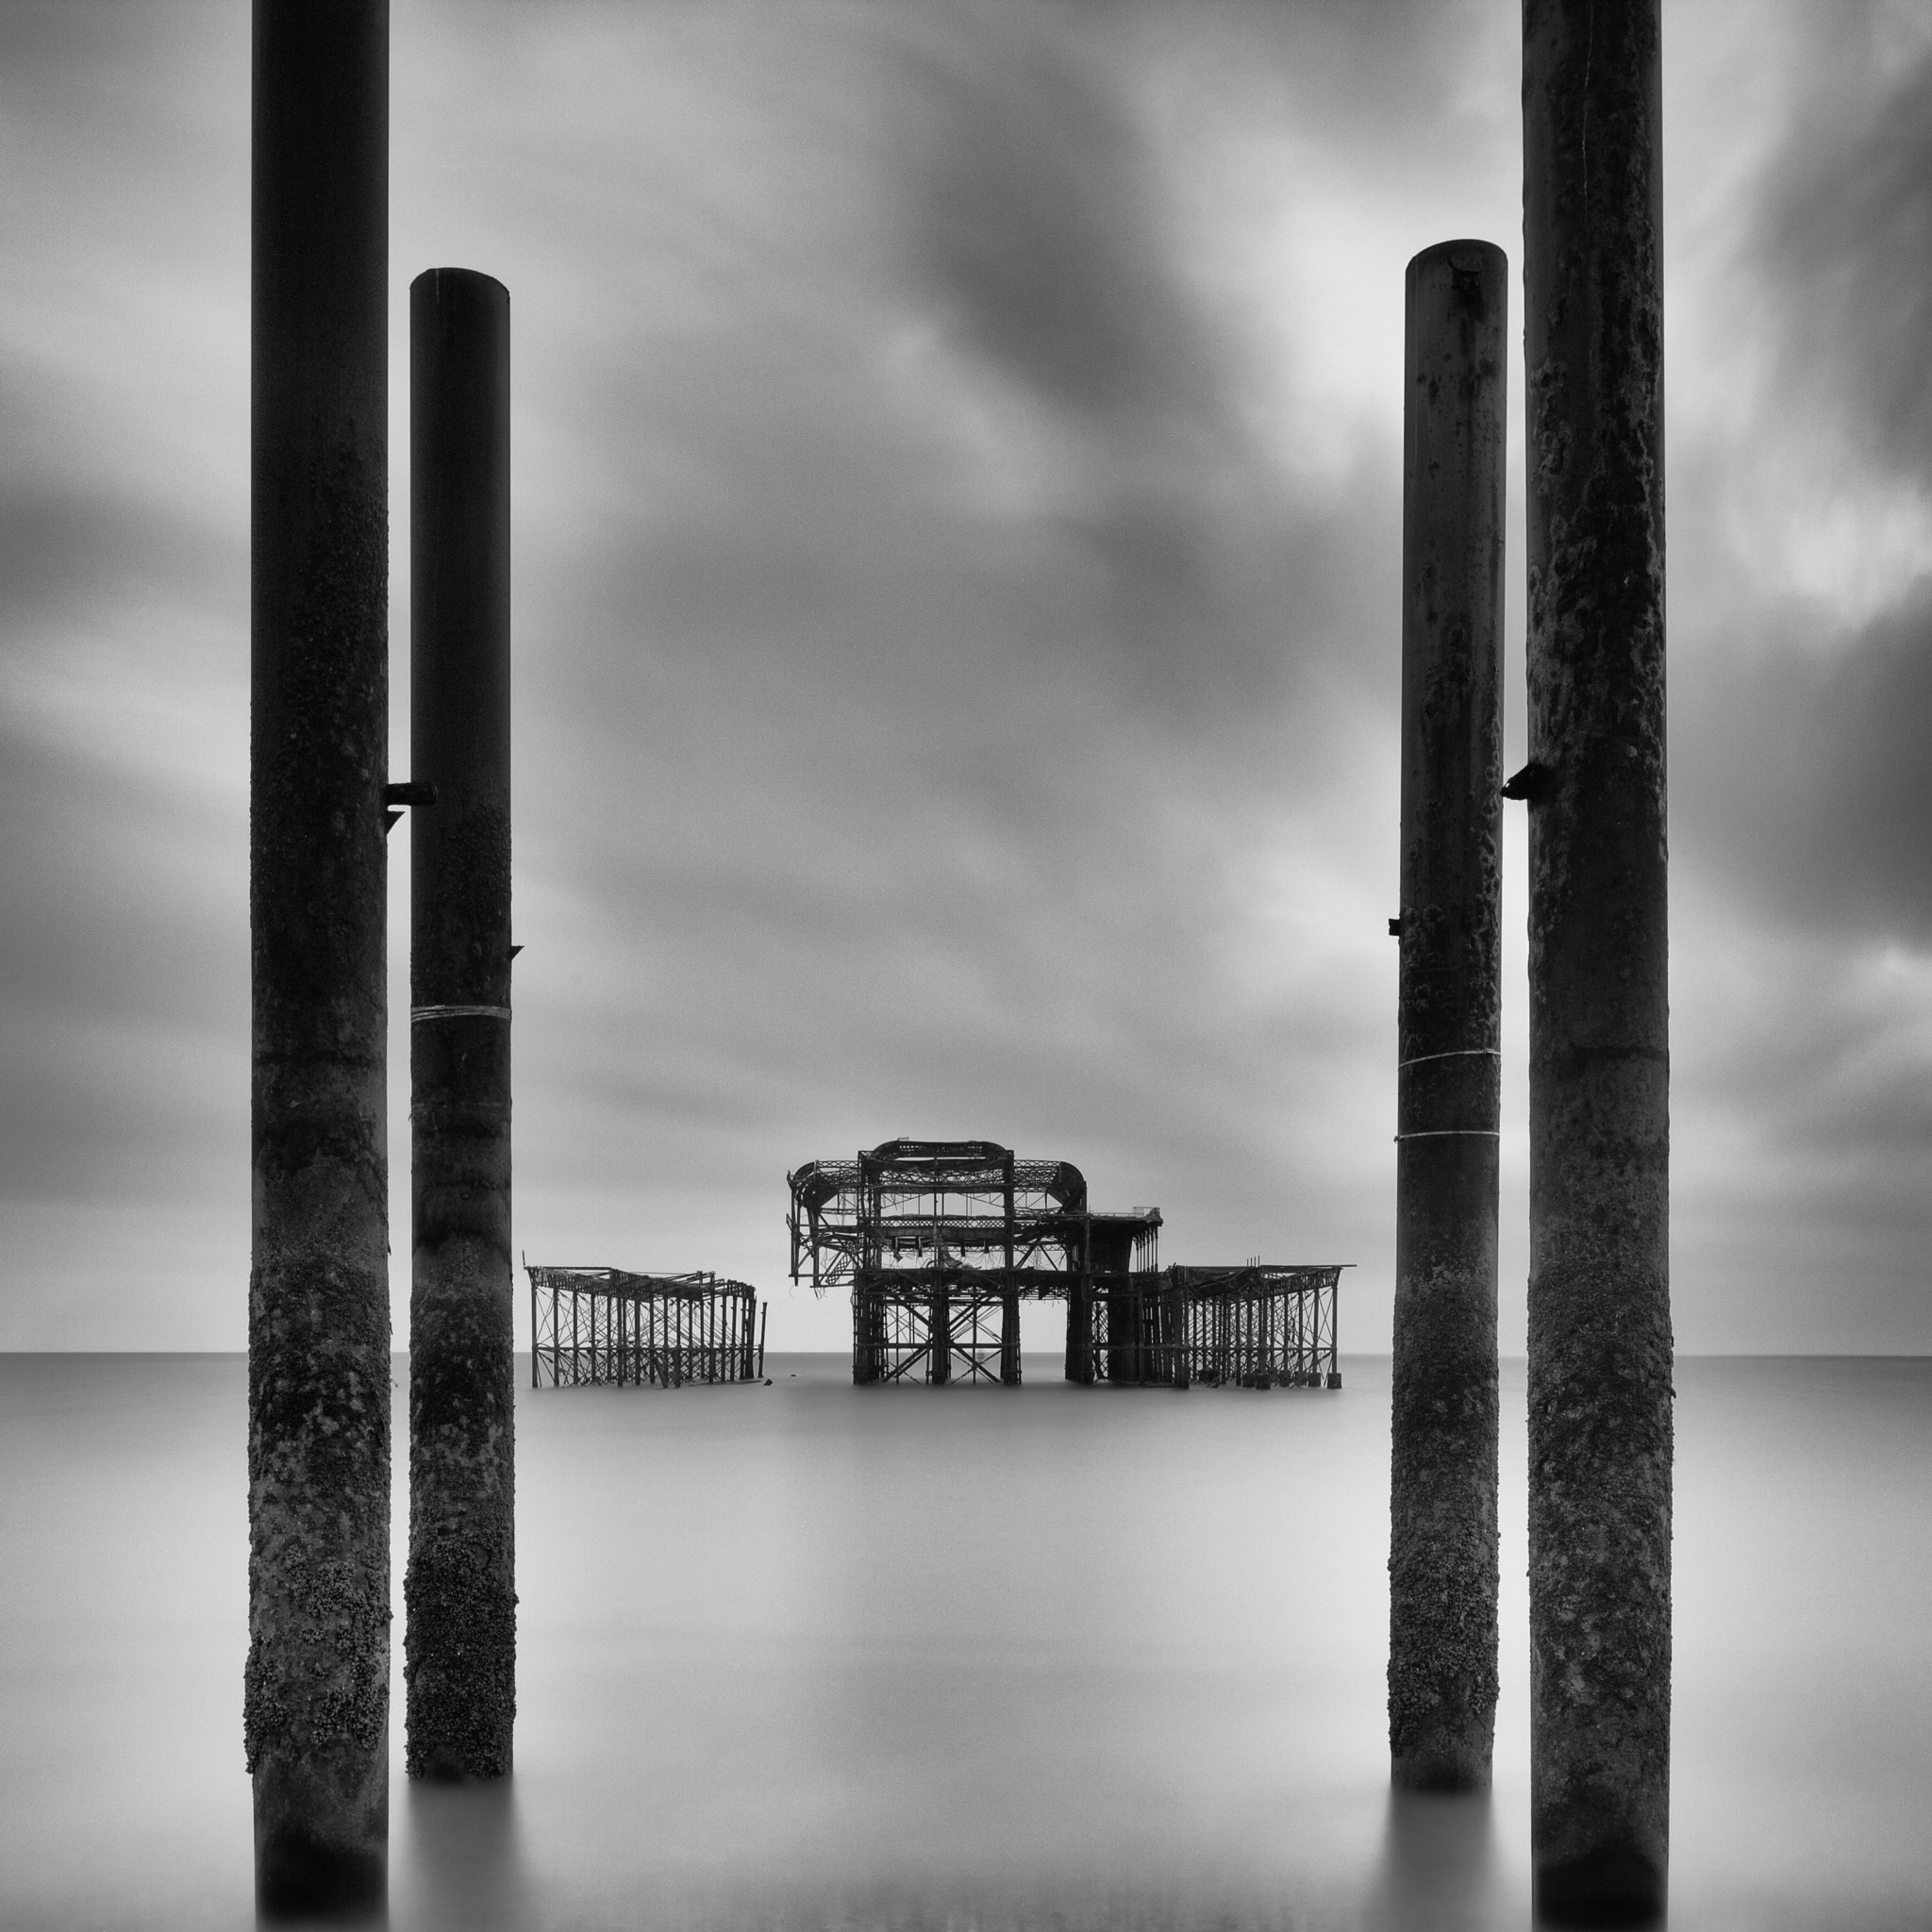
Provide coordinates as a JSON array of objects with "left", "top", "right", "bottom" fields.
[
  {"left": 1676, "top": 579, "right": 1932, "bottom": 940},
  {"left": 4, "top": 0, "right": 1929, "bottom": 1355},
  {"left": 1765, "top": 30, "right": 1932, "bottom": 483}
]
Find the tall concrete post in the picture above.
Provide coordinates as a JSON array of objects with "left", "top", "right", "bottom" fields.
[
  {"left": 247, "top": 0, "right": 391, "bottom": 1911},
  {"left": 406, "top": 269, "right": 516, "bottom": 1781},
  {"left": 1523, "top": 2, "right": 1672, "bottom": 1919},
  {"left": 1389, "top": 241, "right": 1507, "bottom": 1793}
]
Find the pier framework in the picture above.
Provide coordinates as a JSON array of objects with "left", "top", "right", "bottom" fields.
[
  {"left": 791, "top": 1140, "right": 1343, "bottom": 1390},
  {"left": 790, "top": 1139, "right": 1092, "bottom": 1386},
  {"left": 1085, "top": 1265, "right": 1345, "bottom": 1388},
  {"left": 527, "top": 1267, "right": 765, "bottom": 1388}
]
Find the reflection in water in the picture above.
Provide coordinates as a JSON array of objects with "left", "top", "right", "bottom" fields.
[
  {"left": 1363, "top": 1790, "right": 1500, "bottom": 1932},
  {"left": 3, "top": 1353, "right": 1931, "bottom": 1930},
  {"left": 393, "top": 1781, "right": 531, "bottom": 1931}
]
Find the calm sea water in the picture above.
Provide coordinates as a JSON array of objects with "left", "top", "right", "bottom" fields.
[{"left": 1, "top": 1352, "right": 1927, "bottom": 1931}]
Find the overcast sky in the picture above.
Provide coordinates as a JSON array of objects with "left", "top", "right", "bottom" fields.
[{"left": 2, "top": 0, "right": 1928, "bottom": 1354}]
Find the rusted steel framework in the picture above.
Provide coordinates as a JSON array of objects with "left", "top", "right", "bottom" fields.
[
  {"left": 1088, "top": 1273, "right": 1187, "bottom": 1386},
  {"left": 1086, "top": 1266, "right": 1347, "bottom": 1389},
  {"left": 852, "top": 1273, "right": 1014, "bottom": 1385},
  {"left": 789, "top": 1140, "right": 1341, "bottom": 1390},
  {"left": 789, "top": 1140, "right": 1097, "bottom": 1385},
  {"left": 527, "top": 1267, "right": 765, "bottom": 1389}
]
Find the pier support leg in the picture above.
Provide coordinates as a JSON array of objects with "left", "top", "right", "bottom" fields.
[
  {"left": 1389, "top": 241, "right": 1506, "bottom": 1795},
  {"left": 1524, "top": 2, "right": 1672, "bottom": 1919},
  {"left": 1000, "top": 1290, "right": 1021, "bottom": 1385},
  {"left": 1065, "top": 1282, "right": 1092, "bottom": 1384},
  {"left": 852, "top": 1291, "right": 874, "bottom": 1384},
  {"left": 405, "top": 268, "right": 516, "bottom": 1782},
  {"left": 930, "top": 1284, "right": 951, "bottom": 1386},
  {"left": 247, "top": 1, "right": 391, "bottom": 1912}
]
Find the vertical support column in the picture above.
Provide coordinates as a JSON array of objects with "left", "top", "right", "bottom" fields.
[
  {"left": 999, "top": 1293, "right": 1021, "bottom": 1385},
  {"left": 405, "top": 268, "right": 515, "bottom": 1782},
  {"left": 248, "top": 1, "right": 391, "bottom": 1913},
  {"left": 1523, "top": 3, "right": 1672, "bottom": 1920},
  {"left": 1064, "top": 1277, "right": 1092, "bottom": 1384},
  {"left": 930, "top": 1278, "right": 952, "bottom": 1386},
  {"left": 1000, "top": 1150, "right": 1020, "bottom": 1385},
  {"left": 1389, "top": 241, "right": 1507, "bottom": 1794}
]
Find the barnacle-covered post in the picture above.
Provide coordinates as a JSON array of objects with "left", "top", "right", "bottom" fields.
[
  {"left": 1389, "top": 240, "right": 1506, "bottom": 1794},
  {"left": 1523, "top": 0, "right": 1673, "bottom": 1918},
  {"left": 247, "top": 0, "right": 391, "bottom": 1910},
  {"left": 406, "top": 267, "right": 516, "bottom": 1781}
]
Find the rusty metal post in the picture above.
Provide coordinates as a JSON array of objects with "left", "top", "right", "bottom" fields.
[
  {"left": 406, "top": 268, "right": 515, "bottom": 1781},
  {"left": 247, "top": 0, "right": 391, "bottom": 1911},
  {"left": 1523, "top": 2, "right": 1672, "bottom": 1919},
  {"left": 1389, "top": 241, "right": 1506, "bottom": 1794},
  {"left": 930, "top": 1277, "right": 951, "bottom": 1386},
  {"left": 1001, "top": 1149, "right": 1021, "bottom": 1383},
  {"left": 1064, "top": 1276, "right": 1092, "bottom": 1383}
]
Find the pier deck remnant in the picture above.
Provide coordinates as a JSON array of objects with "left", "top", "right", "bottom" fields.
[
  {"left": 1523, "top": 0, "right": 1673, "bottom": 1919},
  {"left": 1085, "top": 1265, "right": 1345, "bottom": 1389},
  {"left": 528, "top": 1268, "right": 766, "bottom": 1388},
  {"left": 1389, "top": 238, "right": 1507, "bottom": 1795},
  {"left": 247, "top": 0, "right": 391, "bottom": 1911}
]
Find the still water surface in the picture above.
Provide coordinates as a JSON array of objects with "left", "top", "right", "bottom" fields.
[{"left": 1, "top": 1352, "right": 1927, "bottom": 1930}]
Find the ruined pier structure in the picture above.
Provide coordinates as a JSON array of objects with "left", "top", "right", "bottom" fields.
[
  {"left": 787, "top": 1140, "right": 1345, "bottom": 1388},
  {"left": 527, "top": 1268, "right": 767, "bottom": 1388}
]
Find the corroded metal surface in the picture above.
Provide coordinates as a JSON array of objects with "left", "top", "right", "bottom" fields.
[
  {"left": 1389, "top": 239, "right": 1506, "bottom": 1795},
  {"left": 405, "top": 269, "right": 516, "bottom": 1783},
  {"left": 247, "top": 0, "right": 391, "bottom": 1910},
  {"left": 1524, "top": 1, "right": 1673, "bottom": 1919}
]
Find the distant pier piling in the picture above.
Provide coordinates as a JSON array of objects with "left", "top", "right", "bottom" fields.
[
  {"left": 1388, "top": 240, "right": 1506, "bottom": 1794},
  {"left": 247, "top": 0, "right": 391, "bottom": 1911},
  {"left": 1523, "top": 0, "right": 1673, "bottom": 1919},
  {"left": 405, "top": 268, "right": 516, "bottom": 1781}
]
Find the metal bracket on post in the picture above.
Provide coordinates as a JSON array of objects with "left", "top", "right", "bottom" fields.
[{"left": 382, "top": 779, "right": 437, "bottom": 834}]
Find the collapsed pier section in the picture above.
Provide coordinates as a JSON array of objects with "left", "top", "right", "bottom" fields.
[
  {"left": 527, "top": 1266, "right": 766, "bottom": 1389},
  {"left": 1085, "top": 1265, "right": 1345, "bottom": 1388}
]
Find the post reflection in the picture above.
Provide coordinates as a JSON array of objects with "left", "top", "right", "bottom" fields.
[
  {"left": 393, "top": 1782, "right": 531, "bottom": 1931},
  {"left": 1362, "top": 1788, "right": 1501, "bottom": 1932}
]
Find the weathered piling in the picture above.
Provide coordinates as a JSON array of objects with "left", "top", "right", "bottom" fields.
[
  {"left": 247, "top": 0, "right": 391, "bottom": 1911},
  {"left": 1523, "top": 1, "right": 1672, "bottom": 1919},
  {"left": 405, "top": 269, "right": 516, "bottom": 1781},
  {"left": 1389, "top": 241, "right": 1507, "bottom": 1794}
]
